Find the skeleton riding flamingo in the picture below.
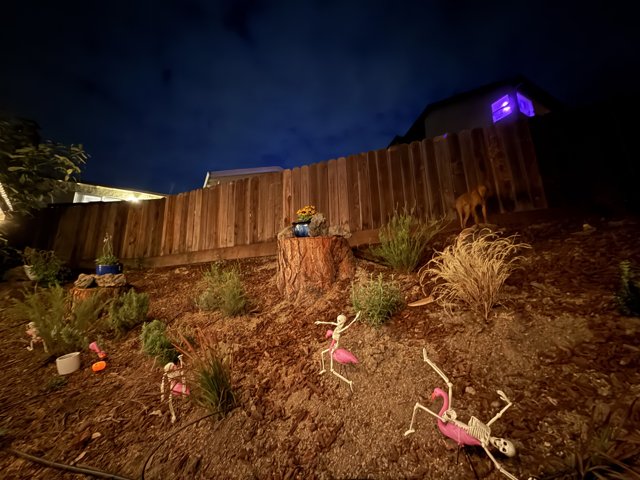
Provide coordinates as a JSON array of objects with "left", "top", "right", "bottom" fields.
[
  {"left": 315, "top": 312, "right": 360, "bottom": 390},
  {"left": 404, "top": 348, "right": 526, "bottom": 480},
  {"left": 325, "top": 329, "right": 359, "bottom": 365},
  {"left": 431, "top": 387, "right": 481, "bottom": 447}
]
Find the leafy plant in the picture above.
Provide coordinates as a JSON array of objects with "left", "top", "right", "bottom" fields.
[
  {"left": 95, "top": 233, "right": 119, "bottom": 266},
  {"left": 0, "top": 115, "right": 87, "bottom": 219},
  {"left": 140, "top": 320, "right": 178, "bottom": 365},
  {"left": 21, "top": 247, "right": 65, "bottom": 285},
  {"left": 370, "top": 209, "right": 446, "bottom": 273},
  {"left": 8, "top": 285, "right": 102, "bottom": 356},
  {"left": 615, "top": 260, "right": 640, "bottom": 316},
  {"left": 351, "top": 273, "right": 404, "bottom": 327},
  {"left": 420, "top": 228, "right": 530, "bottom": 321},
  {"left": 177, "top": 329, "right": 236, "bottom": 418},
  {"left": 196, "top": 263, "right": 247, "bottom": 317},
  {"left": 109, "top": 289, "right": 149, "bottom": 335}
]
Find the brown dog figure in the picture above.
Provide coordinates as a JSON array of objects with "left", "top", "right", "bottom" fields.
[{"left": 455, "top": 185, "right": 488, "bottom": 229}]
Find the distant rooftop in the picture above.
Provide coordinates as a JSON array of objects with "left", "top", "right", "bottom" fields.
[{"left": 203, "top": 166, "right": 283, "bottom": 188}]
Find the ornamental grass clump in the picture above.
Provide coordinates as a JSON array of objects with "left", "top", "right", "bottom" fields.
[
  {"left": 615, "top": 260, "right": 640, "bottom": 316},
  {"left": 351, "top": 273, "right": 404, "bottom": 327},
  {"left": 420, "top": 228, "right": 530, "bottom": 321},
  {"left": 140, "top": 319, "right": 178, "bottom": 365},
  {"left": 178, "top": 330, "right": 236, "bottom": 418},
  {"left": 196, "top": 263, "right": 247, "bottom": 317},
  {"left": 370, "top": 209, "right": 446, "bottom": 273},
  {"left": 109, "top": 289, "right": 149, "bottom": 335}
]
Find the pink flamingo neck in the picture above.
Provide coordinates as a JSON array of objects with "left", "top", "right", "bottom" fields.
[{"left": 433, "top": 387, "right": 449, "bottom": 419}]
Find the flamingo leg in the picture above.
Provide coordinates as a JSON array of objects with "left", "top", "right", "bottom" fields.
[
  {"left": 328, "top": 348, "right": 354, "bottom": 390},
  {"left": 481, "top": 445, "right": 520, "bottom": 480},
  {"left": 404, "top": 402, "right": 447, "bottom": 436}
]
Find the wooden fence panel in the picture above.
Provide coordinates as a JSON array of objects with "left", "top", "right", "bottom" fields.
[
  {"left": 374, "top": 149, "right": 391, "bottom": 224},
  {"left": 387, "top": 146, "right": 404, "bottom": 211},
  {"left": 433, "top": 135, "right": 455, "bottom": 218},
  {"left": 336, "top": 157, "right": 350, "bottom": 229},
  {"left": 327, "top": 159, "right": 339, "bottom": 226}
]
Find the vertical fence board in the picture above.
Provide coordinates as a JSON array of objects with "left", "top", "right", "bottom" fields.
[
  {"left": 516, "top": 120, "right": 547, "bottom": 208},
  {"left": 374, "top": 149, "right": 392, "bottom": 223},
  {"left": 387, "top": 146, "right": 405, "bottom": 211},
  {"left": 447, "top": 133, "right": 468, "bottom": 201},
  {"left": 398, "top": 145, "right": 416, "bottom": 211},
  {"left": 336, "top": 157, "right": 350, "bottom": 229},
  {"left": 498, "top": 123, "right": 529, "bottom": 210},
  {"left": 316, "top": 161, "right": 329, "bottom": 223},
  {"left": 248, "top": 177, "right": 260, "bottom": 244},
  {"left": 366, "top": 151, "right": 381, "bottom": 228},
  {"left": 356, "top": 153, "right": 372, "bottom": 230},
  {"left": 408, "top": 142, "right": 428, "bottom": 220},
  {"left": 282, "top": 168, "right": 293, "bottom": 226},
  {"left": 327, "top": 159, "right": 339, "bottom": 226},
  {"left": 207, "top": 186, "right": 220, "bottom": 250},
  {"left": 346, "top": 154, "right": 362, "bottom": 230},
  {"left": 433, "top": 136, "right": 455, "bottom": 217}
]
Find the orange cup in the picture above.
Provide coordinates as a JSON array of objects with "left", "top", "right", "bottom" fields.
[{"left": 92, "top": 361, "right": 107, "bottom": 372}]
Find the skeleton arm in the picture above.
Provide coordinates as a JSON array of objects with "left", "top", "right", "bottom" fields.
[
  {"left": 337, "top": 311, "right": 360, "bottom": 333},
  {"left": 423, "top": 349, "right": 454, "bottom": 410}
]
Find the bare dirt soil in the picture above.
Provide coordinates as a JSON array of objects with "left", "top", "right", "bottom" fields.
[{"left": 1, "top": 213, "right": 639, "bottom": 480}]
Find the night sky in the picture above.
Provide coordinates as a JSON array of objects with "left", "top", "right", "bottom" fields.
[{"left": 1, "top": 1, "right": 638, "bottom": 194}]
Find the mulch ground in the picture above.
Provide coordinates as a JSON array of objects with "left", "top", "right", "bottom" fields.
[{"left": 1, "top": 212, "right": 639, "bottom": 479}]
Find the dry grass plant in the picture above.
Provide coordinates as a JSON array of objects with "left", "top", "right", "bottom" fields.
[
  {"left": 177, "top": 329, "right": 236, "bottom": 418},
  {"left": 196, "top": 263, "right": 247, "bottom": 316},
  {"left": 419, "top": 228, "right": 530, "bottom": 321},
  {"left": 370, "top": 208, "right": 446, "bottom": 273}
]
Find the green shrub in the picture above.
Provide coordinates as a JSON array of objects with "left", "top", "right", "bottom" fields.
[
  {"left": 420, "top": 228, "right": 530, "bottom": 321},
  {"left": 615, "top": 260, "right": 640, "bottom": 316},
  {"left": 370, "top": 209, "right": 446, "bottom": 273},
  {"left": 179, "top": 330, "right": 236, "bottom": 418},
  {"left": 8, "top": 285, "right": 101, "bottom": 356},
  {"left": 140, "top": 320, "right": 178, "bottom": 365},
  {"left": 196, "top": 263, "right": 247, "bottom": 317},
  {"left": 351, "top": 273, "right": 404, "bottom": 327},
  {"left": 109, "top": 289, "right": 149, "bottom": 334},
  {"left": 22, "top": 247, "right": 65, "bottom": 285}
]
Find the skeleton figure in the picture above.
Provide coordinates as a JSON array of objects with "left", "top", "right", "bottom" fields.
[
  {"left": 314, "top": 312, "right": 360, "bottom": 390},
  {"left": 405, "top": 348, "right": 523, "bottom": 480},
  {"left": 160, "top": 354, "right": 189, "bottom": 423},
  {"left": 26, "top": 322, "right": 47, "bottom": 352}
]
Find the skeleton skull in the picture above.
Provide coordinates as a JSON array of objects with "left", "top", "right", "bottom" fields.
[{"left": 490, "top": 436, "right": 516, "bottom": 457}]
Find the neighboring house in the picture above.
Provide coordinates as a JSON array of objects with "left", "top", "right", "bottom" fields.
[
  {"left": 54, "top": 181, "right": 165, "bottom": 204},
  {"left": 390, "top": 75, "right": 563, "bottom": 145},
  {"left": 203, "top": 166, "right": 283, "bottom": 188}
]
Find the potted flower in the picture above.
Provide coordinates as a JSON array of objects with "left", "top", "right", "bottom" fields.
[
  {"left": 95, "top": 233, "right": 122, "bottom": 275},
  {"left": 293, "top": 205, "right": 317, "bottom": 237}
]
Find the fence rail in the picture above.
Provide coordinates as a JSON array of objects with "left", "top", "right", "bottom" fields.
[{"left": 25, "top": 119, "right": 545, "bottom": 267}]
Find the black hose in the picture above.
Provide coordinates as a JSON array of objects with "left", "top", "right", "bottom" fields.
[{"left": 4, "top": 447, "right": 136, "bottom": 480}]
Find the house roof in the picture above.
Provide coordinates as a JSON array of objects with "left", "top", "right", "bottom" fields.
[
  {"left": 203, "top": 166, "right": 283, "bottom": 188},
  {"left": 391, "top": 75, "right": 565, "bottom": 146}
]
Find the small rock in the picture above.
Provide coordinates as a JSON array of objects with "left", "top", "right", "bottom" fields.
[
  {"left": 74, "top": 273, "right": 96, "bottom": 288},
  {"left": 95, "top": 273, "right": 127, "bottom": 287},
  {"left": 465, "top": 386, "right": 476, "bottom": 395}
]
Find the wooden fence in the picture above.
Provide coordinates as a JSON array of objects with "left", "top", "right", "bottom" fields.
[{"left": 25, "top": 119, "right": 546, "bottom": 267}]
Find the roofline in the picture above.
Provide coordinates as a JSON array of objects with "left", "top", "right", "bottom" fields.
[{"left": 394, "top": 75, "right": 564, "bottom": 144}]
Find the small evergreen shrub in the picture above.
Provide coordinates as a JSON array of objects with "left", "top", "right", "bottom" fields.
[
  {"left": 615, "top": 260, "right": 640, "bottom": 316},
  {"left": 196, "top": 263, "right": 247, "bottom": 317},
  {"left": 351, "top": 273, "right": 404, "bottom": 327},
  {"left": 109, "top": 289, "right": 149, "bottom": 334},
  {"left": 8, "top": 285, "right": 101, "bottom": 356},
  {"left": 420, "top": 228, "right": 530, "bottom": 321},
  {"left": 370, "top": 209, "right": 446, "bottom": 273},
  {"left": 140, "top": 319, "right": 178, "bottom": 365},
  {"left": 22, "top": 247, "right": 66, "bottom": 285},
  {"left": 179, "top": 330, "right": 236, "bottom": 418}
]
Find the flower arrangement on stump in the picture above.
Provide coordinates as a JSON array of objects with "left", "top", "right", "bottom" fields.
[{"left": 293, "top": 205, "right": 317, "bottom": 237}]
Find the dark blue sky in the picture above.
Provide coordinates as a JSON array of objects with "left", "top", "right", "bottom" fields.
[{"left": 1, "top": 1, "right": 638, "bottom": 194}]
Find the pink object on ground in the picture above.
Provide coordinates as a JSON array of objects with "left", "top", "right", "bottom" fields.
[
  {"left": 326, "top": 331, "right": 358, "bottom": 365},
  {"left": 431, "top": 387, "right": 481, "bottom": 447},
  {"left": 89, "top": 341, "right": 108, "bottom": 359}
]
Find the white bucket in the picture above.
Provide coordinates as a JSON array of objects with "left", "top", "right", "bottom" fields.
[
  {"left": 56, "top": 352, "right": 81, "bottom": 375},
  {"left": 24, "top": 265, "right": 39, "bottom": 281}
]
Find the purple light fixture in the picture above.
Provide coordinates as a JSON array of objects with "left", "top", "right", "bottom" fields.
[{"left": 491, "top": 92, "right": 536, "bottom": 123}]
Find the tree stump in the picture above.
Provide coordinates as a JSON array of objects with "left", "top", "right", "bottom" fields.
[{"left": 276, "top": 236, "right": 355, "bottom": 298}]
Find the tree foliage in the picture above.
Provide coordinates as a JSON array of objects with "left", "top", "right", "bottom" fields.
[{"left": 0, "top": 115, "right": 88, "bottom": 218}]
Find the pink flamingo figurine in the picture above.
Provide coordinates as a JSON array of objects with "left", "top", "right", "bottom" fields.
[
  {"left": 404, "top": 349, "right": 524, "bottom": 480},
  {"left": 315, "top": 312, "right": 360, "bottom": 390}
]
